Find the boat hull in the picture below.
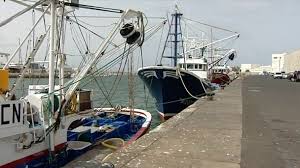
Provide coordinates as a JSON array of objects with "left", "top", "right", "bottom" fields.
[
  {"left": 138, "top": 66, "right": 208, "bottom": 121},
  {"left": 0, "top": 108, "right": 151, "bottom": 168},
  {"left": 211, "top": 73, "right": 231, "bottom": 85}
]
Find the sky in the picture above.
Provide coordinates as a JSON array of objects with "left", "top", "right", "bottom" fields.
[{"left": 0, "top": 0, "right": 300, "bottom": 67}]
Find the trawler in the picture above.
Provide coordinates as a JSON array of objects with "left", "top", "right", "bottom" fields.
[
  {"left": 0, "top": 0, "right": 169, "bottom": 167},
  {"left": 138, "top": 7, "right": 239, "bottom": 121}
]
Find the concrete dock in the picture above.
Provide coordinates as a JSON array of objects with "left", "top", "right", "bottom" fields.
[
  {"left": 241, "top": 76, "right": 300, "bottom": 168},
  {"left": 100, "top": 79, "right": 242, "bottom": 168},
  {"left": 68, "top": 76, "right": 300, "bottom": 167}
]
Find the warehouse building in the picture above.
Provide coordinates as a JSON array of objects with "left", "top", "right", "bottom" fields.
[
  {"left": 240, "top": 64, "right": 272, "bottom": 74},
  {"left": 283, "top": 50, "right": 300, "bottom": 73},
  {"left": 272, "top": 53, "right": 286, "bottom": 73}
]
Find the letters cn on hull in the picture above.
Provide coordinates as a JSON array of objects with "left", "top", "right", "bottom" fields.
[{"left": 0, "top": 100, "right": 24, "bottom": 128}]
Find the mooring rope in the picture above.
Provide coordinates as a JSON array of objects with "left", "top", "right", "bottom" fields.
[{"left": 176, "top": 68, "right": 207, "bottom": 100}]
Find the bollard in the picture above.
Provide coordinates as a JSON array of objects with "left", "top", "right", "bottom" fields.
[{"left": 206, "top": 92, "right": 215, "bottom": 101}]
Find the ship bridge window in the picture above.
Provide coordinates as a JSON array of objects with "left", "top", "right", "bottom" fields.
[
  {"left": 199, "top": 64, "right": 203, "bottom": 70},
  {"left": 195, "top": 64, "right": 198, "bottom": 69}
]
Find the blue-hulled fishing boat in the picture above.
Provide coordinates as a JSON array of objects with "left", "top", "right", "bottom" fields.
[{"left": 138, "top": 9, "right": 210, "bottom": 121}]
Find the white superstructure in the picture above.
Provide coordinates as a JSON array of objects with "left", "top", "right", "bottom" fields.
[{"left": 177, "top": 58, "right": 208, "bottom": 79}]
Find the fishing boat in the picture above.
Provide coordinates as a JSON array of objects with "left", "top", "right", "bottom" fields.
[
  {"left": 138, "top": 7, "right": 239, "bottom": 121},
  {"left": 138, "top": 9, "right": 209, "bottom": 121},
  {"left": 209, "top": 49, "right": 237, "bottom": 86},
  {"left": 211, "top": 66, "right": 231, "bottom": 85},
  {"left": 0, "top": 0, "right": 166, "bottom": 167},
  {"left": 7, "top": 62, "right": 74, "bottom": 78}
]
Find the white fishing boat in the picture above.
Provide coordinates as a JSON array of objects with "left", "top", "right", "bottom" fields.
[{"left": 0, "top": 1, "right": 166, "bottom": 167}]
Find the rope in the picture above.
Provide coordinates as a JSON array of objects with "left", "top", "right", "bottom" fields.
[
  {"left": 183, "top": 17, "right": 238, "bottom": 34},
  {"left": 68, "top": 18, "right": 119, "bottom": 48},
  {"left": 38, "top": 20, "right": 165, "bottom": 99},
  {"left": 176, "top": 68, "right": 207, "bottom": 100},
  {"left": 76, "top": 18, "right": 117, "bottom": 28},
  {"left": 101, "top": 138, "right": 125, "bottom": 150},
  {"left": 155, "top": 23, "right": 165, "bottom": 65},
  {"left": 72, "top": 12, "right": 90, "bottom": 53}
]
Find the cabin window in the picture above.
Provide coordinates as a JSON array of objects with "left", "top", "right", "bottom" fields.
[
  {"left": 199, "top": 64, "right": 203, "bottom": 70},
  {"left": 187, "top": 64, "right": 193, "bottom": 69},
  {"left": 195, "top": 64, "right": 198, "bottom": 69}
]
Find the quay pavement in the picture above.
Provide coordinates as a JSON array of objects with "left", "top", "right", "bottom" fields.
[{"left": 103, "top": 79, "right": 242, "bottom": 168}]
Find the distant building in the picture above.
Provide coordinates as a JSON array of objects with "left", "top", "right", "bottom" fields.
[
  {"left": 272, "top": 53, "right": 286, "bottom": 73},
  {"left": 241, "top": 64, "right": 260, "bottom": 73},
  {"left": 242, "top": 50, "right": 300, "bottom": 75},
  {"left": 283, "top": 50, "right": 300, "bottom": 73},
  {"left": 240, "top": 64, "right": 251, "bottom": 73},
  {"left": 241, "top": 64, "right": 272, "bottom": 74}
]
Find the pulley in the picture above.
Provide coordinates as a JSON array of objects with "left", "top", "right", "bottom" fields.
[
  {"left": 228, "top": 53, "right": 235, "bottom": 60},
  {"left": 120, "top": 23, "right": 135, "bottom": 38},
  {"left": 120, "top": 23, "right": 142, "bottom": 45}
]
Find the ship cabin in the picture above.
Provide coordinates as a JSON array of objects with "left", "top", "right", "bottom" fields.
[
  {"left": 177, "top": 58, "right": 208, "bottom": 79},
  {"left": 211, "top": 65, "right": 230, "bottom": 74}
]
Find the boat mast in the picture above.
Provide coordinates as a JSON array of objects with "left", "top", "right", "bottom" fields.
[
  {"left": 172, "top": 10, "right": 182, "bottom": 67},
  {"left": 49, "top": 0, "right": 57, "bottom": 153},
  {"left": 173, "top": 11, "right": 178, "bottom": 66},
  {"left": 58, "top": 6, "right": 66, "bottom": 101}
]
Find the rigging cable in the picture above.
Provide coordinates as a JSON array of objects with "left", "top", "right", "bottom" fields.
[
  {"left": 69, "top": 23, "right": 84, "bottom": 55},
  {"left": 69, "top": 14, "right": 120, "bottom": 106},
  {"left": 76, "top": 18, "right": 117, "bottom": 28},
  {"left": 183, "top": 17, "right": 238, "bottom": 34},
  {"left": 72, "top": 12, "right": 90, "bottom": 53},
  {"left": 68, "top": 17, "right": 118, "bottom": 48},
  {"left": 104, "top": 44, "right": 129, "bottom": 104},
  {"left": 45, "top": 21, "right": 166, "bottom": 100},
  {"left": 63, "top": 2, "right": 123, "bottom": 14},
  {"left": 159, "top": 15, "right": 173, "bottom": 64},
  {"left": 155, "top": 23, "right": 165, "bottom": 64}
]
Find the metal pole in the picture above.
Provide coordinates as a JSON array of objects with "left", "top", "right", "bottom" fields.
[
  {"left": 32, "top": 9, "right": 35, "bottom": 50},
  {"left": 174, "top": 12, "right": 178, "bottom": 67},
  {"left": 59, "top": 10, "right": 66, "bottom": 101},
  {"left": 49, "top": 0, "right": 56, "bottom": 153},
  {"left": 3, "top": 5, "right": 50, "bottom": 69}
]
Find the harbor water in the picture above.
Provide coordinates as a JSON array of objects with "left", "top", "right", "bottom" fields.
[{"left": 9, "top": 75, "right": 160, "bottom": 129}]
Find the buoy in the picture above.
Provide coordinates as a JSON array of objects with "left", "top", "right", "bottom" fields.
[{"left": 0, "top": 69, "right": 9, "bottom": 94}]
